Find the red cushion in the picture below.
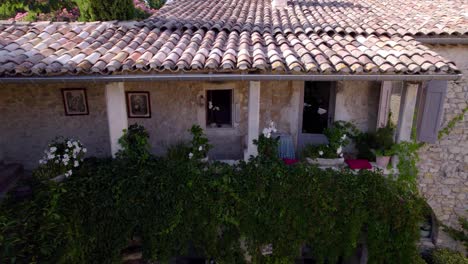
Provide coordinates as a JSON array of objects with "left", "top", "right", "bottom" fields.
[
  {"left": 345, "top": 159, "right": 372, "bottom": 170},
  {"left": 283, "top": 158, "right": 299, "bottom": 165}
]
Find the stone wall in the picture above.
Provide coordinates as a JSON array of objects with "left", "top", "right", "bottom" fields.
[
  {"left": 0, "top": 80, "right": 382, "bottom": 167},
  {"left": 260, "top": 81, "right": 300, "bottom": 141},
  {"left": 417, "top": 45, "right": 468, "bottom": 250},
  {"left": 334, "top": 81, "right": 380, "bottom": 132},
  {"left": 125, "top": 81, "right": 249, "bottom": 160},
  {"left": 0, "top": 83, "right": 110, "bottom": 169}
]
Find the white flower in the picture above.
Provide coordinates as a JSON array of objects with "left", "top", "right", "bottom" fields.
[
  {"left": 65, "top": 149, "right": 69, "bottom": 152},
  {"left": 341, "top": 134, "right": 347, "bottom": 140},
  {"left": 63, "top": 154, "right": 69, "bottom": 159},
  {"left": 262, "top": 128, "right": 272, "bottom": 138},
  {"left": 63, "top": 161, "right": 68, "bottom": 166},
  {"left": 39, "top": 159, "right": 45, "bottom": 164},
  {"left": 67, "top": 141, "right": 73, "bottom": 148},
  {"left": 208, "top": 101, "right": 213, "bottom": 109},
  {"left": 65, "top": 170, "right": 73, "bottom": 178},
  {"left": 340, "top": 153, "right": 344, "bottom": 158},
  {"left": 198, "top": 146, "right": 203, "bottom": 151},
  {"left": 336, "top": 146, "right": 343, "bottom": 154},
  {"left": 50, "top": 146, "right": 57, "bottom": 153},
  {"left": 82, "top": 148, "right": 87, "bottom": 153},
  {"left": 47, "top": 153, "right": 55, "bottom": 160},
  {"left": 74, "top": 161, "right": 79, "bottom": 167},
  {"left": 319, "top": 151, "right": 324, "bottom": 156},
  {"left": 214, "top": 106, "right": 220, "bottom": 111},
  {"left": 55, "top": 160, "right": 59, "bottom": 164},
  {"left": 188, "top": 152, "right": 194, "bottom": 159}
]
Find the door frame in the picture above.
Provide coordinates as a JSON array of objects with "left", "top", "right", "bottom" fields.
[{"left": 297, "top": 81, "right": 336, "bottom": 151}]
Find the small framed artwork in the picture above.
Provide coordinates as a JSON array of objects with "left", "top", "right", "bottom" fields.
[
  {"left": 61, "top": 88, "right": 89, "bottom": 116},
  {"left": 126, "top": 91, "right": 151, "bottom": 118}
]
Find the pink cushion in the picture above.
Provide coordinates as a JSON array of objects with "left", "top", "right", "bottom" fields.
[
  {"left": 283, "top": 158, "right": 299, "bottom": 165},
  {"left": 345, "top": 159, "right": 372, "bottom": 170}
]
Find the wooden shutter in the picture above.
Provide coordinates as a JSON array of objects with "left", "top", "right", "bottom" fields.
[
  {"left": 417, "top": 80, "right": 447, "bottom": 143},
  {"left": 376, "top": 81, "right": 393, "bottom": 128}
]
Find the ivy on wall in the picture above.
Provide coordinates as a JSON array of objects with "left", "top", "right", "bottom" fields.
[{"left": 0, "top": 125, "right": 425, "bottom": 264}]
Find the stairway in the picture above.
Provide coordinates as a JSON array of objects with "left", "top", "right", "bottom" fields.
[{"left": 0, "top": 161, "right": 24, "bottom": 198}]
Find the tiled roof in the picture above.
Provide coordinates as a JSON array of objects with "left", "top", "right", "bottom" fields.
[
  {"left": 152, "top": 0, "right": 468, "bottom": 37},
  {"left": 0, "top": 0, "right": 464, "bottom": 77}
]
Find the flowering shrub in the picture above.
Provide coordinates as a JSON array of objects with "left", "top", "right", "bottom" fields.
[
  {"left": 302, "top": 121, "right": 357, "bottom": 159},
  {"left": 188, "top": 125, "right": 212, "bottom": 160},
  {"left": 254, "top": 121, "right": 279, "bottom": 159},
  {"left": 38, "top": 138, "right": 87, "bottom": 179}
]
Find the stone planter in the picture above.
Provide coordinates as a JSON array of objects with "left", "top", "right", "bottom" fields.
[
  {"left": 50, "top": 174, "right": 66, "bottom": 183},
  {"left": 376, "top": 156, "right": 391, "bottom": 168},
  {"left": 306, "top": 157, "right": 345, "bottom": 167}
]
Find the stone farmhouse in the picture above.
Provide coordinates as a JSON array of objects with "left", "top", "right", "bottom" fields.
[{"left": 0, "top": 0, "right": 467, "bottom": 250}]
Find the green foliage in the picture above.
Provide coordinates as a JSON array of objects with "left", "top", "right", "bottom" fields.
[
  {"left": 442, "top": 217, "right": 468, "bottom": 251},
  {"left": 117, "top": 123, "right": 151, "bottom": 163},
  {"left": 429, "top": 248, "right": 467, "bottom": 264},
  {"left": 438, "top": 105, "right": 468, "bottom": 140},
  {"left": 0, "top": 0, "right": 75, "bottom": 20},
  {"left": 0, "top": 179, "right": 68, "bottom": 263},
  {"left": 354, "top": 131, "right": 377, "bottom": 161},
  {"left": 188, "top": 125, "right": 212, "bottom": 159},
  {"left": 374, "top": 119, "right": 396, "bottom": 157},
  {"left": 165, "top": 141, "right": 191, "bottom": 160},
  {"left": 302, "top": 121, "right": 357, "bottom": 159},
  {"left": 75, "top": 0, "right": 136, "bottom": 21},
  {"left": 0, "top": 125, "right": 425, "bottom": 264},
  {"left": 147, "top": 0, "right": 165, "bottom": 9}
]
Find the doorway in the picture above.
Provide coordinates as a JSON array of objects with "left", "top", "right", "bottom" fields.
[{"left": 297, "top": 81, "right": 336, "bottom": 152}]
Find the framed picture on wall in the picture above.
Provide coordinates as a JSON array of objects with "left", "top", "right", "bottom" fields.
[
  {"left": 61, "top": 88, "right": 89, "bottom": 116},
  {"left": 126, "top": 91, "right": 151, "bottom": 118}
]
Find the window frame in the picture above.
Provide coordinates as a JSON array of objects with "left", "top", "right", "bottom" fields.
[
  {"left": 297, "top": 81, "right": 337, "bottom": 147},
  {"left": 204, "top": 87, "right": 235, "bottom": 129}
]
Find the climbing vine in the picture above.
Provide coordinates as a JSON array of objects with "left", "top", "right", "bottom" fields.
[{"left": 0, "top": 126, "right": 425, "bottom": 264}]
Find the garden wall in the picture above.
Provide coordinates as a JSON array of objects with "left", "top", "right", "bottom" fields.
[{"left": 417, "top": 45, "right": 468, "bottom": 251}]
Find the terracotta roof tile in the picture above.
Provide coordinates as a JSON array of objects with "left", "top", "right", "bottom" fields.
[{"left": 0, "top": 0, "right": 463, "bottom": 77}]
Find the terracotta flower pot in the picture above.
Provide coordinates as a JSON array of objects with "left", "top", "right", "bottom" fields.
[{"left": 376, "top": 156, "right": 391, "bottom": 168}]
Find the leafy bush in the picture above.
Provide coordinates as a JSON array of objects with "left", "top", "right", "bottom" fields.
[
  {"left": 147, "top": 0, "right": 165, "bottom": 9},
  {"left": 374, "top": 119, "right": 396, "bottom": 156},
  {"left": 430, "top": 248, "right": 467, "bottom": 264},
  {"left": 117, "top": 123, "right": 151, "bottom": 162},
  {"left": 302, "top": 121, "right": 357, "bottom": 159},
  {"left": 75, "top": 0, "right": 136, "bottom": 21},
  {"left": 0, "top": 125, "right": 425, "bottom": 264}
]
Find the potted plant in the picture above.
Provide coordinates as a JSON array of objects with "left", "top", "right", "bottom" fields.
[
  {"left": 373, "top": 121, "right": 395, "bottom": 168},
  {"left": 302, "top": 121, "right": 357, "bottom": 167}
]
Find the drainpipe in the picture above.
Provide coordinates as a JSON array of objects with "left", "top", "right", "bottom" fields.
[{"left": 0, "top": 73, "right": 462, "bottom": 84}]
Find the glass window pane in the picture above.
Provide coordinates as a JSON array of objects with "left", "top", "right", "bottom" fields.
[
  {"left": 206, "top": 89, "right": 232, "bottom": 127},
  {"left": 302, "top": 82, "right": 331, "bottom": 134}
]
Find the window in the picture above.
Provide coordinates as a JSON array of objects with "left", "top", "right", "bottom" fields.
[
  {"left": 302, "top": 82, "right": 334, "bottom": 134},
  {"left": 206, "top": 89, "right": 233, "bottom": 128}
]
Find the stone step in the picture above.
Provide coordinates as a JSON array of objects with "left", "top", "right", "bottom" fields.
[{"left": 0, "top": 163, "right": 24, "bottom": 195}]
